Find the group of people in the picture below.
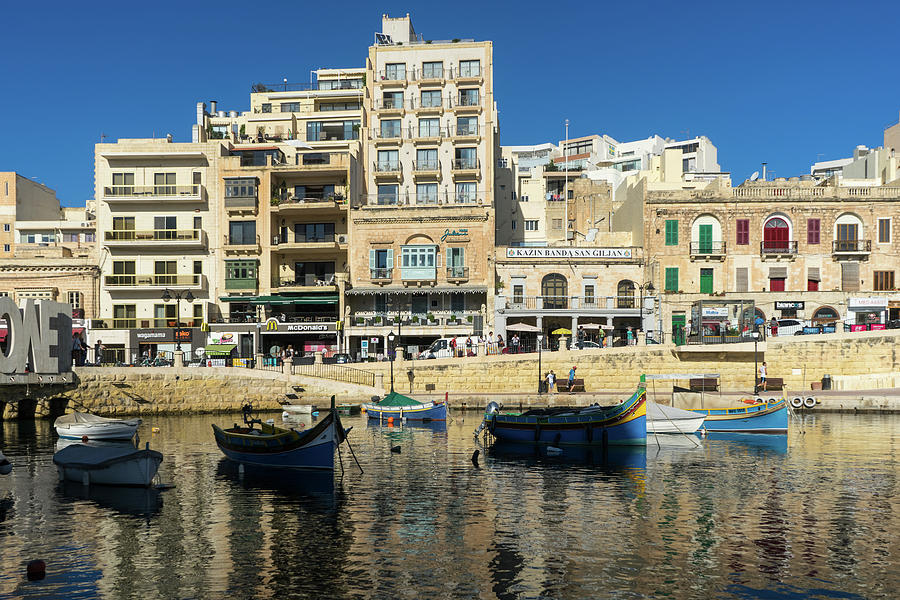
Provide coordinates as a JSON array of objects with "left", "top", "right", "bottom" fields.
[
  {"left": 71, "top": 334, "right": 104, "bottom": 366},
  {"left": 449, "top": 332, "right": 505, "bottom": 357},
  {"left": 544, "top": 366, "right": 578, "bottom": 394}
]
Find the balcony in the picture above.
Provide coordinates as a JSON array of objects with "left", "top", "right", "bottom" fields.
[
  {"left": 447, "top": 266, "right": 469, "bottom": 282},
  {"left": 413, "top": 160, "right": 441, "bottom": 180},
  {"left": 689, "top": 241, "right": 727, "bottom": 260},
  {"left": 413, "top": 68, "right": 445, "bottom": 85},
  {"left": 224, "top": 196, "right": 258, "bottom": 212},
  {"left": 104, "top": 184, "right": 206, "bottom": 203},
  {"left": 371, "top": 128, "right": 403, "bottom": 145},
  {"left": 370, "top": 268, "right": 392, "bottom": 282},
  {"left": 410, "top": 97, "right": 447, "bottom": 113},
  {"left": 271, "top": 193, "right": 346, "bottom": 213},
  {"left": 276, "top": 275, "right": 337, "bottom": 292},
  {"left": 451, "top": 159, "right": 480, "bottom": 179},
  {"left": 408, "top": 127, "right": 445, "bottom": 143},
  {"left": 104, "top": 229, "right": 207, "bottom": 248},
  {"left": 349, "top": 311, "right": 480, "bottom": 330},
  {"left": 451, "top": 124, "right": 480, "bottom": 141},
  {"left": 451, "top": 95, "right": 482, "bottom": 113},
  {"left": 760, "top": 240, "right": 799, "bottom": 258},
  {"left": 376, "top": 69, "right": 408, "bottom": 86},
  {"left": 400, "top": 266, "right": 437, "bottom": 283},
  {"left": 372, "top": 97, "right": 406, "bottom": 115},
  {"left": 504, "top": 295, "right": 642, "bottom": 312},
  {"left": 373, "top": 162, "right": 402, "bottom": 181},
  {"left": 832, "top": 239, "right": 872, "bottom": 256},
  {"left": 273, "top": 232, "right": 346, "bottom": 250},
  {"left": 224, "top": 234, "right": 260, "bottom": 254},
  {"left": 451, "top": 65, "right": 484, "bottom": 84},
  {"left": 275, "top": 152, "right": 351, "bottom": 174},
  {"left": 104, "top": 274, "right": 204, "bottom": 290}
]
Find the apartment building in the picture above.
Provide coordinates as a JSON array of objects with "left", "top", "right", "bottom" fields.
[
  {"left": 344, "top": 14, "right": 497, "bottom": 358},
  {"left": 0, "top": 172, "right": 62, "bottom": 258}
]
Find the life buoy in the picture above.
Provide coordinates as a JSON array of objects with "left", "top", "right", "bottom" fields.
[
  {"left": 766, "top": 397, "right": 778, "bottom": 405},
  {"left": 790, "top": 397, "right": 803, "bottom": 408},
  {"left": 754, "top": 397, "right": 765, "bottom": 405},
  {"left": 804, "top": 397, "right": 816, "bottom": 409}
]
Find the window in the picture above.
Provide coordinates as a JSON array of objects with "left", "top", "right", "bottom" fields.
[
  {"left": 665, "top": 220, "right": 678, "bottom": 245},
  {"left": 228, "top": 221, "right": 256, "bottom": 245},
  {"left": 67, "top": 291, "right": 82, "bottom": 309},
  {"left": 455, "top": 147, "right": 477, "bottom": 169},
  {"left": 700, "top": 269, "right": 714, "bottom": 294},
  {"left": 875, "top": 271, "right": 895, "bottom": 291},
  {"left": 225, "top": 260, "right": 257, "bottom": 290},
  {"left": 63, "top": 233, "right": 79, "bottom": 242},
  {"left": 225, "top": 178, "right": 257, "bottom": 198},
  {"left": 377, "top": 184, "right": 399, "bottom": 205},
  {"left": 446, "top": 247, "right": 465, "bottom": 278},
  {"left": 382, "top": 91, "right": 403, "bottom": 109},
  {"left": 294, "top": 223, "right": 335, "bottom": 243},
  {"left": 418, "top": 118, "right": 440, "bottom": 138},
  {"left": 85, "top": 233, "right": 95, "bottom": 242},
  {"left": 617, "top": 280, "right": 635, "bottom": 308},
  {"left": 455, "top": 182, "right": 477, "bottom": 204},
  {"left": 552, "top": 219, "right": 562, "bottom": 230},
  {"left": 3, "top": 224, "right": 9, "bottom": 232},
  {"left": 458, "top": 59, "right": 481, "bottom": 78},
  {"left": 194, "top": 304, "right": 203, "bottom": 323},
  {"left": 664, "top": 267, "right": 679, "bottom": 292},
  {"left": 377, "top": 150, "right": 399, "bottom": 171},
  {"left": 416, "top": 148, "right": 438, "bottom": 170},
  {"left": 193, "top": 261, "right": 202, "bottom": 275},
  {"left": 512, "top": 284, "right": 524, "bottom": 304},
  {"left": 369, "top": 249, "right": 393, "bottom": 278},
  {"left": 113, "top": 304, "right": 136, "bottom": 328},
  {"left": 317, "top": 78, "right": 363, "bottom": 90},
  {"left": 112, "top": 216, "right": 135, "bottom": 232},
  {"left": 3, "top": 244, "right": 8, "bottom": 253},
  {"left": 307, "top": 120, "right": 359, "bottom": 141},
  {"left": 280, "top": 102, "right": 301, "bottom": 112},
  {"left": 293, "top": 261, "right": 335, "bottom": 285},
  {"left": 416, "top": 183, "right": 438, "bottom": 204},
  {"left": 808, "top": 267, "right": 820, "bottom": 291},
  {"left": 154, "top": 173, "right": 176, "bottom": 195},
  {"left": 520, "top": 195, "right": 529, "bottom": 203},
  {"left": 112, "top": 260, "right": 135, "bottom": 276},
  {"left": 541, "top": 274, "right": 568, "bottom": 309},
  {"left": 154, "top": 216, "right": 176, "bottom": 239},
  {"left": 384, "top": 63, "right": 406, "bottom": 80},
  {"left": 319, "top": 101, "right": 361, "bottom": 111},
  {"left": 583, "top": 285, "right": 595, "bottom": 305},
  {"left": 878, "top": 218, "right": 891, "bottom": 244},
  {"left": 841, "top": 262, "right": 859, "bottom": 291},
  {"left": 154, "top": 260, "right": 176, "bottom": 285},
  {"left": 736, "top": 267, "right": 749, "bottom": 292},
  {"left": 736, "top": 219, "right": 749, "bottom": 245},
  {"left": 421, "top": 61, "right": 443, "bottom": 78},
  {"left": 458, "top": 88, "right": 479, "bottom": 107},
  {"left": 808, "top": 279, "right": 819, "bottom": 291},
  {"left": 380, "top": 119, "right": 402, "bottom": 138},
  {"left": 456, "top": 116, "right": 477, "bottom": 136},
  {"left": 420, "top": 90, "right": 442, "bottom": 108},
  {"left": 400, "top": 245, "right": 437, "bottom": 280},
  {"left": 524, "top": 220, "right": 539, "bottom": 231},
  {"left": 111, "top": 172, "right": 134, "bottom": 188},
  {"left": 511, "top": 220, "right": 517, "bottom": 231},
  {"left": 261, "top": 103, "right": 272, "bottom": 113},
  {"left": 154, "top": 304, "right": 176, "bottom": 327},
  {"left": 194, "top": 216, "right": 202, "bottom": 230},
  {"left": 807, "top": 218, "right": 820, "bottom": 244}
]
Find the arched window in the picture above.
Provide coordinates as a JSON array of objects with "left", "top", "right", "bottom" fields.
[
  {"left": 835, "top": 213, "right": 864, "bottom": 252},
  {"left": 616, "top": 280, "right": 635, "bottom": 308},
  {"left": 691, "top": 215, "right": 723, "bottom": 254},
  {"left": 812, "top": 306, "right": 839, "bottom": 325},
  {"left": 763, "top": 217, "right": 790, "bottom": 252},
  {"left": 541, "top": 274, "right": 568, "bottom": 309}
]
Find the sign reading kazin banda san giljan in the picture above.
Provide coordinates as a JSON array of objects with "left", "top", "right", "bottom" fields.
[{"left": 505, "top": 248, "right": 633, "bottom": 259}]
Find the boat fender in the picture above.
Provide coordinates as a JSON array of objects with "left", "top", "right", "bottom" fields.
[
  {"left": 390, "top": 445, "right": 401, "bottom": 454},
  {"left": 471, "top": 449, "right": 480, "bottom": 468},
  {"left": 81, "top": 435, "right": 89, "bottom": 443},
  {"left": 26, "top": 559, "right": 46, "bottom": 581},
  {"left": 766, "top": 397, "right": 777, "bottom": 405},
  {"left": 790, "top": 397, "right": 804, "bottom": 408},
  {"left": 754, "top": 397, "right": 765, "bottom": 404},
  {"left": 803, "top": 397, "right": 817, "bottom": 408}
]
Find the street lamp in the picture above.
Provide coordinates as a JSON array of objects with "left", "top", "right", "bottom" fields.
[
  {"left": 638, "top": 282, "right": 655, "bottom": 341},
  {"left": 387, "top": 330, "right": 396, "bottom": 393},
  {"left": 751, "top": 330, "right": 760, "bottom": 394},
  {"left": 162, "top": 288, "right": 195, "bottom": 353},
  {"left": 537, "top": 334, "right": 544, "bottom": 394}
]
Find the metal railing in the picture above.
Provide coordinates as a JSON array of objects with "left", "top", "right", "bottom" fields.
[
  {"left": 361, "top": 192, "right": 485, "bottom": 206},
  {"left": 349, "top": 311, "right": 479, "bottom": 328},
  {"left": 454, "top": 65, "right": 482, "bottom": 79},
  {"left": 105, "top": 274, "right": 201, "bottom": 287},
  {"left": 373, "top": 162, "right": 402, "bottom": 173},
  {"left": 452, "top": 158, "right": 480, "bottom": 171},
  {"left": 273, "top": 192, "right": 346, "bottom": 206},
  {"left": 689, "top": 241, "right": 727, "bottom": 255},
  {"left": 372, "top": 128, "right": 403, "bottom": 140},
  {"left": 291, "top": 362, "right": 375, "bottom": 387},
  {"left": 447, "top": 266, "right": 469, "bottom": 280},
  {"left": 373, "top": 98, "right": 405, "bottom": 110},
  {"left": 370, "top": 268, "right": 392, "bottom": 280},
  {"left": 453, "top": 95, "right": 481, "bottom": 108},
  {"left": 410, "top": 97, "right": 449, "bottom": 110},
  {"left": 105, "top": 229, "right": 201, "bottom": 242},
  {"left": 258, "top": 357, "right": 283, "bottom": 373},
  {"left": 275, "top": 232, "right": 336, "bottom": 244},
  {"left": 760, "top": 240, "right": 799, "bottom": 254},
  {"left": 224, "top": 234, "right": 261, "bottom": 247},
  {"left": 413, "top": 160, "right": 440, "bottom": 172},
  {"left": 104, "top": 185, "right": 202, "bottom": 198},
  {"left": 277, "top": 276, "right": 335, "bottom": 288},
  {"left": 452, "top": 124, "right": 479, "bottom": 136},
  {"left": 832, "top": 240, "right": 872, "bottom": 253},
  {"left": 377, "top": 69, "right": 407, "bottom": 82},
  {"left": 251, "top": 80, "right": 363, "bottom": 92},
  {"left": 408, "top": 127, "right": 446, "bottom": 139},
  {"left": 414, "top": 67, "right": 445, "bottom": 81}
]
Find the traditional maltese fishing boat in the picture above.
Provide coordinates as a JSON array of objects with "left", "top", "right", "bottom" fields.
[
  {"left": 691, "top": 399, "right": 788, "bottom": 433},
  {"left": 476, "top": 385, "right": 647, "bottom": 446},
  {"left": 363, "top": 391, "right": 448, "bottom": 422}
]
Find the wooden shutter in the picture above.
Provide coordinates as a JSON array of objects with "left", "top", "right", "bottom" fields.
[
  {"left": 768, "top": 266, "right": 788, "bottom": 279},
  {"left": 736, "top": 219, "right": 749, "bottom": 245},
  {"left": 369, "top": 249, "right": 376, "bottom": 269},
  {"left": 807, "top": 267, "right": 820, "bottom": 281},
  {"left": 735, "top": 267, "right": 748, "bottom": 292},
  {"left": 665, "top": 220, "right": 678, "bottom": 246},
  {"left": 386, "top": 249, "right": 394, "bottom": 269},
  {"left": 665, "top": 267, "right": 678, "bottom": 292},
  {"left": 807, "top": 219, "right": 820, "bottom": 244},
  {"left": 841, "top": 262, "right": 859, "bottom": 291}
]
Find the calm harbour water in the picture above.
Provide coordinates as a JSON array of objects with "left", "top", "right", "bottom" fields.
[{"left": 0, "top": 410, "right": 898, "bottom": 599}]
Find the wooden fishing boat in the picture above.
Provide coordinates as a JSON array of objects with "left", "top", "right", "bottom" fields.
[
  {"left": 363, "top": 391, "right": 447, "bottom": 421},
  {"left": 646, "top": 401, "right": 706, "bottom": 434},
  {"left": 212, "top": 401, "right": 347, "bottom": 470},
  {"left": 479, "top": 385, "right": 647, "bottom": 446},
  {"left": 691, "top": 399, "right": 788, "bottom": 433}
]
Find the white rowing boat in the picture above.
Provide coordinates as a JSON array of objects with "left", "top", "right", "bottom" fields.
[
  {"left": 53, "top": 443, "right": 162, "bottom": 487},
  {"left": 646, "top": 401, "right": 706, "bottom": 434},
  {"left": 54, "top": 412, "right": 142, "bottom": 440}
]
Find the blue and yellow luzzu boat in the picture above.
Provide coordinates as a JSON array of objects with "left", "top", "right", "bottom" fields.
[
  {"left": 364, "top": 391, "right": 448, "bottom": 421},
  {"left": 480, "top": 386, "right": 647, "bottom": 446},
  {"left": 691, "top": 398, "right": 788, "bottom": 433}
]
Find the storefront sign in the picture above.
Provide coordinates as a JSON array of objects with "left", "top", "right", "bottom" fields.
[
  {"left": 775, "top": 301, "right": 805, "bottom": 310},
  {"left": 210, "top": 332, "right": 237, "bottom": 345},
  {"left": 505, "top": 247, "right": 633, "bottom": 260},
  {"left": 130, "top": 328, "right": 198, "bottom": 346},
  {"left": 0, "top": 298, "right": 72, "bottom": 375},
  {"left": 135, "top": 331, "right": 168, "bottom": 341},
  {"left": 262, "top": 321, "right": 335, "bottom": 333},
  {"left": 701, "top": 307, "right": 729, "bottom": 318},
  {"left": 849, "top": 297, "right": 888, "bottom": 308},
  {"left": 441, "top": 228, "right": 469, "bottom": 242}
]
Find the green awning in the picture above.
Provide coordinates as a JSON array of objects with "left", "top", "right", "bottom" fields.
[
  {"left": 205, "top": 344, "right": 237, "bottom": 355},
  {"left": 218, "top": 295, "right": 339, "bottom": 305}
]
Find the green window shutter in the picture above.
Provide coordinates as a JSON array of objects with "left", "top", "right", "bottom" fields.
[
  {"left": 700, "top": 268, "right": 713, "bottom": 294},
  {"left": 386, "top": 249, "right": 394, "bottom": 269},
  {"left": 665, "top": 220, "right": 678, "bottom": 246},
  {"left": 369, "top": 249, "right": 376, "bottom": 269},
  {"left": 698, "top": 224, "right": 712, "bottom": 253},
  {"left": 665, "top": 267, "right": 679, "bottom": 292}
]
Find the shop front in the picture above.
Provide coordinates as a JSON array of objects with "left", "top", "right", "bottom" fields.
[
  {"left": 775, "top": 301, "right": 804, "bottom": 319},
  {"left": 848, "top": 297, "right": 887, "bottom": 331},
  {"left": 260, "top": 319, "right": 339, "bottom": 358},
  {"left": 129, "top": 328, "right": 200, "bottom": 363}
]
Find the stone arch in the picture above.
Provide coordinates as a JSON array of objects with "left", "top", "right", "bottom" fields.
[{"left": 616, "top": 279, "right": 635, "bottom": 308}]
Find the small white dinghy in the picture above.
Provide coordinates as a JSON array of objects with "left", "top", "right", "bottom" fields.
[
  {"left": 54, "top": 412, "right": 142, "bottom": 440},
  {"left": 53, "top": 443, "right": 162, "bottom": 487},
  {"left": 281, "top": 404, "right": 314, "bottom": 419},
  {"left": 646, "top": 402, "right": 706, "bottom": 434}
]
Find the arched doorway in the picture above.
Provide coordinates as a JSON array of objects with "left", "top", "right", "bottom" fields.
[
  {"left": 812, "top": 306, "right": 839, "bottom": 325},
  {"left": 763, "top": 217, "right": 790, "bottom": 252},
  {"left": 541, "top": 274, "right": 568, "bottom": 309},
  {"left": 616, "top": 280, "right": 635, "bottom": 308}
]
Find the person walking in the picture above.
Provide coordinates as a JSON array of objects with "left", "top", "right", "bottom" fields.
[
  {"left": 450, "top": 337, "right": 457, "bottom": 357},
  {"left": 94, "top": 339, "right": 105, "bottom": 365},
  {"left": 547, "top": 370, "right": 556, "bottom": 394},
  {"left": 759, "top": 361, "right": 768, "bottom": 392},
  {"left": 568, "top": 366, "right": 577, "bottom": 394},
  {"left": 576, "top": 326, "right": 585, "bottom": 350},
  {"left": 626, "top": 327, "right": 635, "bottom": 346}
]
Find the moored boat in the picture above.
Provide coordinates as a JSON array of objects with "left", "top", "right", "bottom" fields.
[
  {"left": 479, "top": 385, "right": 647, "bottom": 446},
  {"left": 646, "top": 401, "right": 706, "bottom": 434},
  {"left": 363, "top": 391, "right": 448, "bottom": 421},
  {"left": 691, "top": 399, "right": 788, "bottom": 433},
  {"left": 54, "top": 412, "right": 142, "bottom": 440},
  {"left": 53, "top": 442, "right": 163, "bottom": 486}
]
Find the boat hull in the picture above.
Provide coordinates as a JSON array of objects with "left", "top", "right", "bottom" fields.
[
  {"left": 486, "top": 388, "right": 647, "bottom": 446},
  {"left": 212, "top": 411, "right": 342, "bottom": 470},
  {"left": 691, "top": 399, "right": 788, "bottom": 433},
  {"left": 53, "top": 447, "right": 162, "bottom": 487},
  {"left": 646, "top": 402, "right": 706, "bottom": 434},
  {"left": 364, "top": 401, "right": 447, "bottom": 421},
  {"left": 54, "top": 415, "right": 142, "bottom": 440}
]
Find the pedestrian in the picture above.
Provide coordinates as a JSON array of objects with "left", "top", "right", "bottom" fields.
[
  {"left": 759, "top": 361, "right": 768, "bottom": 392},
  {"left": 71, "top": 334, "right": 83, "bottom": 366},
  {"left": 577, "top": 326, "right": 585, "bottom": 350},
  {"left": 599, "top": 328, "right": 606, "bottom": 348},
  {"left": 547, "top": 370, "right": 556, "bottom": 393},
  {"left": 626, "top": 327, "right": 635, "bottom": 346},
  {"left": 94, "top": 339, "right": 105, "bottom": 365},
  {"left": 754, "top": 314, "right": 764, "bottom": 335},
  {"left": 568, "top": 365, "right": 577, "bottom": 394},
  {"left": 496, "top": 334, "right": 504, "bottom": 350},
  {"left": 450, "top": 337, "right": 457, "bottom": 357},
  {"left": 769, "top": 316, "right": 778, "bottom": 337},
  {"left": 466, "top": 337, "right": 474, "bottom": 357}
]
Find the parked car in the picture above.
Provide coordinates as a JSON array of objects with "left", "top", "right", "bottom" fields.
[
  {"left": 580, "top": 340, "right": 602, "bottom": 349},
  {"left": 775, "top": 319, "right": 804, "bottom": 336},
  {"left": 333, "top": 353, "right": 352, "bottom": 364}
]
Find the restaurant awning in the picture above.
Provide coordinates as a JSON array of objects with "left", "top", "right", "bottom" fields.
[
  {"left": 345, "top": 286, "right": 487, "bottom": 295},
  {"left": 219, "top": 295, "right": 338, "bottom": 305},
  {"left": 205, "top": 344, "right": 237, "bottom": 356}
]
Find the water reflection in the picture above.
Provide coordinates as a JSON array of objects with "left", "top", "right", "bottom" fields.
[
  {"left": 57, "top": 481, "right": 162, "bottom": 516},
  {"left": 704, "top": 432, "right": 788, "bottom": 454}
]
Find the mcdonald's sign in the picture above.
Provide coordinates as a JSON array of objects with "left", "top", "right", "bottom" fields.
[{"left": 265, "top": 318, "right": 279, "bottom": 332}]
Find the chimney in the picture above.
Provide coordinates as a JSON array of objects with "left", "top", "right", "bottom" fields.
[
  {"left": 209, "top": 100, "right": 217, "bottom": 115},
  {"left": 761, "top": 162, "right": 767, "bottom": 181}
]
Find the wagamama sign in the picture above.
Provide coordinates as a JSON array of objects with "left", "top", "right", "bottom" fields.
[{"left": 0, "top": 298, "right": 73, "bottom": 375}]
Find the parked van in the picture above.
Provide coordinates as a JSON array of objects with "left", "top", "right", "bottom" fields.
[
  {"left": 418, "top": 337, "right": 480, "bottom": 359},
  {"left": 774, "top": 319, "right": 804, "bottom": 336}
]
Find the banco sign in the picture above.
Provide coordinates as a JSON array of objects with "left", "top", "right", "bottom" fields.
[{"left": 0, "top": 298, "right": 73, "bottom": 375}]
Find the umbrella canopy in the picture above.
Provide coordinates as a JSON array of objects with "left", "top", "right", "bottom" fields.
[
  {"left": 506, "top": 322, "right": 540, "bottom": 332},
  {"left": 551, "top": 328, "right": 572, "bottom": 335},
  {"left": 580, "top": 323, "right": 602, "bottom": 330}
]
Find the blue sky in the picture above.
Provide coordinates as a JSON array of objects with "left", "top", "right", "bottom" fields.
[{"left": 1, "top": 1, "right": 897, "bottom": 206}]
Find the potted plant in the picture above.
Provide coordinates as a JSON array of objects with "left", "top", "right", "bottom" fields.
[
  {"left": 411, "top": 315, "right": 419, "bottom": 324},
  {"left": 426, "top": 313, "right": 435, "bottom": 323},
  {"left": 355, "top": 316, "right": 364, "bottom": 325},
  {"left": 374, "top": 315, "right": 383, "bottom": 324},
  {"left": 466, "top": 315, "right": 473, "bottom": 323},
  {"left": 449, "top": 314, "right": 459, "bottom": 324}
]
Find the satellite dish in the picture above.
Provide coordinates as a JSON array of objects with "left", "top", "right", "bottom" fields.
[
  {"left": 750, "top": 171, "right": 760, "bottom": 181},
  {"left": 585, "top": 228, "right": 598, "bottom": 242}
]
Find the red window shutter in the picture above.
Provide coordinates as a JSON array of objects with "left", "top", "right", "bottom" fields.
[
  {"left": 807, "top": 219, "right": 820, "bottom": 244},
  {"left": 769, "top": 278, "right": 786, "bottom": 292},
  {"left": 807, "top": 279, "right": 818, "bottom": 291},
  {"left": 736, "top": 219, "right": 749, "bottom": 245}
]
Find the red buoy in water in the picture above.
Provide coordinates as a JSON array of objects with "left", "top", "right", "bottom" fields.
[
  {"left": 27, "top": 559, "right": 46, "bottom": 581},
  {"left": 81, "top": 435, "right": 89, "bottom": 443}
]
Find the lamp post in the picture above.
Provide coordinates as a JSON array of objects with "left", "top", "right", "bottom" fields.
[
  {"left": 638, "top": 282, "right": 655, "bottom": 342},
  {"left": 388, "top": 330, "right": 396, "bottom": 393},
  {"left": 537, "top": 334, "right": 544, "bottom": 394},
  {"left": 751, "top": 330, "right": 760, "bottom": 394},
  {"left": 162, "top": 288, "right": 195, "bottom": 353}
]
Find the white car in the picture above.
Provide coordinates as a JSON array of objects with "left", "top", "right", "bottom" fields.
[{"left": 774, "top": 319, "right": 804, "bottom": 336}]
